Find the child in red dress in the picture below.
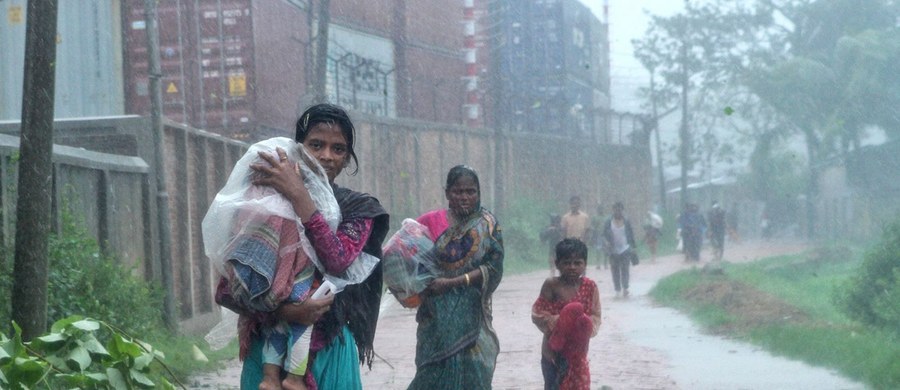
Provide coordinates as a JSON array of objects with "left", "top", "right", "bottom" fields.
[{"left": 532, "top": 238, "right": 602, "bottom": 390}]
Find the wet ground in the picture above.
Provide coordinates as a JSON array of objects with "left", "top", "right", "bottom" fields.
[{"left": 189, "top": 240, "right": 864, "bottom": 389}]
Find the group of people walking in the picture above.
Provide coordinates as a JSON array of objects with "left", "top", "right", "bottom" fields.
[
  {"left": 676, "top": 201, "right": 733, "bottom": 263},
  {"left": 204, "top": 103, "right": 742, "bottom": 389},
  {"left": 205, "top": 103, "right": 600, "bottom": 390},
  {"left": 542, "top": 197, "right": 644, "bottom": 299}
]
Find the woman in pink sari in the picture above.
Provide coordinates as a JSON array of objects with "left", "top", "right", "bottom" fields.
[{"left": 408, "top": 165, "right": 504, "bottom": 390}]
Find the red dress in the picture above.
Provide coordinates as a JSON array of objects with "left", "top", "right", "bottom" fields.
[{"left": 532, "top": 278, "right": 599, "bottom": 390}]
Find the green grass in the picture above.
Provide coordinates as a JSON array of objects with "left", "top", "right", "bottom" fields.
[
  {"left": 726, "top": 254, "right": 862, "bottom": 323},
  {"left": 650, "top": 249, "right": 900, "bottom": 389},
  {"left": 149, "top": 335, "right": 238, "bottom": 383},
  {"left": 748, "top": 325, "right": 900, "bottom": 390},
  {"left": 498, "top": 197, "right": 557, "bottom": 275}
]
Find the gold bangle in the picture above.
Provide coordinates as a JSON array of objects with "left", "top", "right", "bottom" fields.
[{"left": 464, "top": 273, "right": 471, "bottom": 286}]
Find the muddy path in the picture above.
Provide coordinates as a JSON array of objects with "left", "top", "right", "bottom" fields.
[{"left": 190, "top": 240, "right": 865, "bottom": 389}]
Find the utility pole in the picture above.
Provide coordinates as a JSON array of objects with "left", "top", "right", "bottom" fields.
[
  {"left": 144, "top": 0, "right": 177, "bottom": 330},
  {"left": 12, "top": 0, "right": 59, "bottom": 341},
  {"left": 649, "top": 71, "right": 668, "bottom": 213},
  {"left": 313, "top": 0, "right": 331, "bottom": 103},
  {"left": 678, "top": 36, "right": 691, "bottom": 212}
]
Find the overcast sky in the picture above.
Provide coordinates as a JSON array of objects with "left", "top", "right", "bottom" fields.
[{"left": 581, "top": 1, "right": 684, "bottom": 113}]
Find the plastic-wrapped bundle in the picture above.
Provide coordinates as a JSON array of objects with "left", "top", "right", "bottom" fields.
[
  {"left": 203, "top": 137, "right": 378, "bottom": 294},
  {"left": 382, "top": 219, "right": 438, "bottom": 308},
  {"left": 201, "top": 137, "right": 379, "bottom": 348}
]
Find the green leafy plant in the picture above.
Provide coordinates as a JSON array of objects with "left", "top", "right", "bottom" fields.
[
  {"left": 499, "top": 196, "right": 556, "bottom": 274},
  {"left": 0, "top": 316, "right": 181, "bottom": 389},
  {"left": 45, "top": 220, "right": 166, "bottom": 338},
  {"left": 839, "top": 219, "right": 900, "bottom": 334},
  {"left": 0, "top": 189, "right": 166, "bottom": 337}
]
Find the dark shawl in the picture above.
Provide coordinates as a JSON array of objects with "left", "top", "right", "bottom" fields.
[{"left": 318, "top": 185, "right": 389, "bottom": 368}]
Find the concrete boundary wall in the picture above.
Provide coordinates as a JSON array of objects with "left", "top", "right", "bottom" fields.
[
  {"left": 1, "top": 114, "right": 652, "bottom": 334},
  {"left": 0, "top": 132, "right": 149, "bottom": 274}
]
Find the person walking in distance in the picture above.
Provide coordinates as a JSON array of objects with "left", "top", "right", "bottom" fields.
[
  {"left": 561, "top": 196, "right": 590, "bottom": 243},
  {"left": 590, "top": 204, "right": 609, "bottom": 270},
  {"left": 642, "top": 210, "right": 663, "bottom": 263},
  {"left": 678, "top": 203, "right": 706, "bottom": 262},
  {"left": 707, "top": 201, "right": 727, "bottom": 261},
  {"left": 602, "top": 202, "right": 637, "bottom": 298},
  {"left": 540, "top": 214, "right": 564, "bottom": 277}
]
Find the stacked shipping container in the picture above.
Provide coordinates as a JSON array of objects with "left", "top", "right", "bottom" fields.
[
  {"left": 123, "top": 0, "right": 306, "bottom": 140},
  {"left": 4, "top": 1, "right": 485, "bottom": 136},
  {"left": 122, "top": 0, "right": 472, "bottom": 140},
  {"left": 490, "top": 0, "right": 609, "bottom": 138}
]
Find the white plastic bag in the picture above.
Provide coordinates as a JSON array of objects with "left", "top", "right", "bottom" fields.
[
  {"left": 202, "top": 137, "right": 339, "bottom": 275},
  {"left": 381, "top": 219, "right": 438, "bottom": 307},
  {"left": 201, "top": 137, "right": 378, "bottom": 349}
]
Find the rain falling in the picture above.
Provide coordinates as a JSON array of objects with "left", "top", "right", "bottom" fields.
[{"left": 0, "top": 0, "right": 898, "bottom": 389}]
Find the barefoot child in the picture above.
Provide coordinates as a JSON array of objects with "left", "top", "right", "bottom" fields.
[{"left": 532, "top": 238, "right": 602, "bottom": 390}]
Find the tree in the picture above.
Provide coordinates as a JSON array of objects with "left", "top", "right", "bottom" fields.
[
  {"left": 634, "top": 32, "right": 680, "bottom": 213},
  {"left": 12, "top": 0, "right": 59, "bottom": 341},
  {"left": 633, "top": 0, "right": 767, "bottom": 210},
  {"left": 831, "top": 29, "right": 900, "bottom": 146},
  {"left": 634, "top": 0, "right": 900, "bottom": 237},
  {"left": 747, "top": 0, "right": 899, "bottom": 237}
]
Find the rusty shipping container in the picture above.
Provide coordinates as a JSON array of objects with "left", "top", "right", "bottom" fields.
[{"left": 122, "top": 0, "right": 310, "bottom": 140}]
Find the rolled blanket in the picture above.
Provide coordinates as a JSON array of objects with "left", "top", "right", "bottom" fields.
[
  {"left": 550, "top": 301, "right": 592, "bottom": 359},
  {"left": 225, "top": 214, "right": 311, "bottom": 313}
]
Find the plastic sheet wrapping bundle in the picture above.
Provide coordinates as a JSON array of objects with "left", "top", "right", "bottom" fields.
[
  {"left": 201, "top": 137, "right": 379, "bottom": 349},
  {"left": 381, "top": 218, "right": 438, "bottom": 308}
]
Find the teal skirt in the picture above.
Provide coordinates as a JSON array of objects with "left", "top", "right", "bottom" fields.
[{"left": 241, "top": 326, "right": 361, "bottom": 390}]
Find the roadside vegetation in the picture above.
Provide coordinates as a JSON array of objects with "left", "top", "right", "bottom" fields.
[
  {"left": 0, "top": 211, "right": 234, "bottom": 388},
  {"left": 650, "top": 232, "right": 900, "bottom": 389}
]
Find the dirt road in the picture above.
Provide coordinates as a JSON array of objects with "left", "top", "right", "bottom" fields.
[{"left": 190, "top": 240, "right": 864, "bottom": 389}]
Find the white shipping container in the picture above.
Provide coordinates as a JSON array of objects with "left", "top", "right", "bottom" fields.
[{"left": 0, "top": 0, "right": 124, "bottom": 120}]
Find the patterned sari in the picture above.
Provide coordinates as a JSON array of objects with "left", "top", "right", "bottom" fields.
[{"left": 408, "top": 208, "right": 504, "bottom": 390}]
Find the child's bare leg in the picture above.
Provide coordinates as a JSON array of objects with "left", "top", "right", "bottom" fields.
[
  {"left": 282, "top": 373, "right": 308, "bottom": 390},
  {"left": 259, "top": 364, "right": 283, "bottom": 390}
]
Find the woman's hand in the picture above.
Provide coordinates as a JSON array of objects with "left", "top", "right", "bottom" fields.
[
  {"left": 274, "top": 293, "right": 335, "bottom": 325},
  {"left": 250, "top": 147, "right": 304, "bottom": 199},
  {"left": 423, "top": 277, "right": 458, "bottom": 296},
  {"left": 250, "top": 147, "right": 317, "bottom": 221}
]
